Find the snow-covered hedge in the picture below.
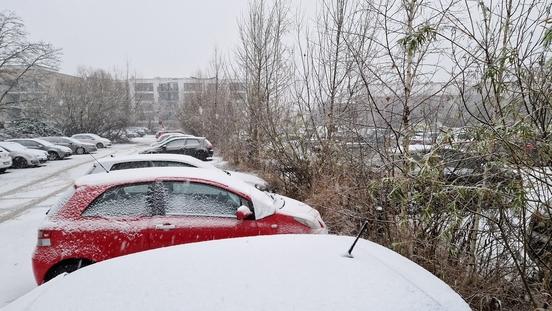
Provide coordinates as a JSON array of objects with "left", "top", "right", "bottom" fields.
[{"left": 0, "top": 118, "right": 63, "bottom": 139}]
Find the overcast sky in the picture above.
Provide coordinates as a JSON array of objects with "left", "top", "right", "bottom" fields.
[{"left": 3, "top": 0, "right": 313, "bottom": 78}]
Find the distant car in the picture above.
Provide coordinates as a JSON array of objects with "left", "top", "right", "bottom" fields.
[
  {"left": 142, "top": 137, "right": 214, "bottom": 160},
  {"left": 155, "top": 129, "right": 184, "bottom": 139},
  {"left": 31, "top": 167, "right": 326, "bottom": 284},
  {"left": 127, "top": 127, "right": 146, "bottom": 137},
  {"left": 13, "top": 235, "right": 471, "bottom": 311},
  {"left": 0, "top": 142, "right": 46, "bottom": 168},
  {"left": 88, "top": 154, "right": 269, "bottom": 190},
  {"left": 6, "top": 138, "right": 72, "bottom": 161},
  {"left": 156, "top": 132, "right": 189, "bottom": 142},
  {"left": 41, "top": 136, "right": 97, "bottom": 155},
  {"left": 411, "top": 147, "right": 521, "bottom": 185},
  {"left": 71, "top": 133, "right": 112, "bottom": 148},
  {"left": 154, "top": 133, "right": 195, "bottom": 147},
  {"left": 0, "top": 146, "right": 12, "bottom": 173}
]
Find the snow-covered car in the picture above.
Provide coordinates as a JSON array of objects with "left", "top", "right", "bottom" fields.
[
  {"left": 88, "top": 154, "right": 269, "bottom": 190},
  {"left": 41, "top": 136, "right": 97, "bottom": 154},
  {"left": 0, "top": 146, "right": 12, "bottom": 173},
  {"left": 7, "top": 138, "right": 73, "bottom": 160},
  {"left": 13, "top": 235, "right": 470, "bottom": 311},
  {"left": 31, "top": 167, "right": 326, "bottom": 284},
  {"left": 71, "top": 133, "right": 111, "bottom": 148},
  {"left": 0, "top": 142, "right": 46, "bottom": 168}
]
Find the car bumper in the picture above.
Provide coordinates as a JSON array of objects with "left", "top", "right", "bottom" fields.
[
  {"left": 0, "top": 159, "right": 12, "bottom": 168},
  {"left": 32, "top": 159, "right": 42, "bottom": 165}
]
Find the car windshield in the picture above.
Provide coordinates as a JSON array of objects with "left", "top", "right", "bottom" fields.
[
  {"left": 0, "top": 142, "right": 25, "bottom": 151},
  {"left": 33, "top": 139, "right": 54, "bottom": 146},
  {"left": 67, "top": 138, "right": 82, "bottom": 144}
]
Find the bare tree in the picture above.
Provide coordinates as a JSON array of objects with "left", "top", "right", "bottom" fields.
[
  {"left": 236, "top": 0, "right": 292, "bottom": 164},
  {"left": 0, "top": 11, "right": 60, "bottom": 113}
]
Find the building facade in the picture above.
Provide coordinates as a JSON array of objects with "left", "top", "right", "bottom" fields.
[{"left": 129, "top": 77, "right": 246, "bottom": 129}]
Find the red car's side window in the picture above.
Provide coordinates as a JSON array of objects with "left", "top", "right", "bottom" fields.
[
  {"left": 161, "top": 181, "right": 251, "bottom": 218},
  {"left": 82, "top": 183, "right": 154, "bottom": 218}
]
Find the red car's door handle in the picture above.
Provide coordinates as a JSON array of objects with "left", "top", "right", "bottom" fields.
[{"left": 155, "top": 223, "right": 176, "bottom": 230}]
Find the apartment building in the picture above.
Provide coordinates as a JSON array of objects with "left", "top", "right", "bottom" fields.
[{"left": 129, "top": 77, "right": 245, "bottom": 129}]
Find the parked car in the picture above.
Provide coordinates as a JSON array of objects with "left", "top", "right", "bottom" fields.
[
  {"left": 14, "top": 235, "right": 470, "bottom": 311},
  {"left": 88, "top": 154, "right": 270, "bottom": 190},
  {"left": 7, "top": 138, "right": 72, "bottom": 160},
  {"left": 141, "top": 137, "right": 214, "bottom": 160},
  {"left": 154, "top": 133, "right": 194, "bottom": 147},
  {"left": 71, "top": 133, "right": 112, "bottom": 148},
  {"left": 32, "top": 167, "right": 326, "bottom": 284},
  {"left": 155, "top": 129, "right": 185, "bottom": 139},
  {"left": 411, "top": 147, "right": 521, "bottom": 185},
  {"left": 156, "top": 132, "right": 188, "bottom": 142},
  {"left": 41, "top": 136, "right": 97, "bottom": 155},
  {"left": 0, "top": 146, "right": 12, "bottom": 173},
  {"left": 127, "top": 127, "right": 146, "bottom": 137},
  {"left": 123, "top": 129, "right": 139, "bottom": 138},
  {"left": 0, "top": 142, "right": 46, "bottom": 168}
]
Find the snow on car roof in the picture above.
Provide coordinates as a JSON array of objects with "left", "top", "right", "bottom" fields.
[
  {"left": 4, "top": 235, "right": 470, "bottom": 311},
  {"left": 95, "top": 154, "right": 215, "bottom": 169},
  {"left": 75, "top": 167, "right": 276, "bottom": 219}
]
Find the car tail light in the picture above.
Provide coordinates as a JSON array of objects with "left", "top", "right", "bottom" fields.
[{"left": 37, "top": 230, "right": 53, "bottom": 247}]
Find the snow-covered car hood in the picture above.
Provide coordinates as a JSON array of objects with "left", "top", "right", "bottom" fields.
[
  {"left": 273, "top": 194, "right": 326, "bottom": 232},
  {"left": 4, "top": 235, "right": 470, "bottom": 311},
  {"left": 24, "top": 149, "right": 47, "bottom": 159}
]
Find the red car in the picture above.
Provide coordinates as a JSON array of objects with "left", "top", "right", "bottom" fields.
[{"left": 32, "top": 167, "right": 326, "bottom": 284}]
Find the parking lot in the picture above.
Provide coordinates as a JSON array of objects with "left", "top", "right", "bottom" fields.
[{"left": 0, "top": 136, "right": 227, "bottom": 307}]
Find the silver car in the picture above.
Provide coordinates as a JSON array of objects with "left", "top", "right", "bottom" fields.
[
  {"left": 71, "top": 133, "right": 112, "bottom": 148},
  {"left": 7, "top": 138, "right": 72, "bottom": 160},
  {"left": 0, "top": 147, "right": 12, "bottom": 173},
  {"left": 41, "top": 136, "right": 97, "bottom": 155},
  {"left": 0, "top": 142, "right": 44, "bottom": 168}
]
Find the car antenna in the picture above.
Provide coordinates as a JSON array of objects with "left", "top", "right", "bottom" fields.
[
  {"left": 344, "top": 221, "right": 368, "bottom": 258},
  {"left": 89, "top": 153, "right": 110, "bottom": 173}
]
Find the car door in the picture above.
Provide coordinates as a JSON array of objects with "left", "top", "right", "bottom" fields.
[
  {"left": 56, "top": 138, "right": 71, "bottom": 148},
  {"left": 79, "top": 183, "right": 153, "bottom": 260},
  {"left": 163, "top": 139, "right": 186, "bottom": 154},
  {"left": 75, "top": 135, "right": 93, "bottom": 144},
  {"left": 183, "top": 138, "right": 201, "bottom": 157},
  {"left": 148, "top": 180, "right": 259, "bottom": 249}
]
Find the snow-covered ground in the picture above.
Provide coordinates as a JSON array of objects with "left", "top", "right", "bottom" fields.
[{"left": 0, "top": 136, "right": 179, "bottom": 307}]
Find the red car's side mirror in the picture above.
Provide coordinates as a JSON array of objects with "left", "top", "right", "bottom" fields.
[{"left": 236, "top": 206, "right": 253, "bottom": 220}]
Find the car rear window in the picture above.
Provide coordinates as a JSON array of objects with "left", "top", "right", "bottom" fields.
[
  {"left": 82, "top": 183, "right": 154, "bottom": 217},
  {"left": 110, "top": 161, "right": 152, "bottom": 171},
  {"left": 151, "top": 161, "right": 195, "bottom": 168}
]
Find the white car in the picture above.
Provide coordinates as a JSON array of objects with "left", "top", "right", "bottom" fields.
[
  {"left": 0, "top": 146, "right": 12, "bottom": 173},
  {"left": 71, "top": 133, "right": 112, "bottom": 148},
  {"left": 0, "top": 142, "right": 47, "bottom": 168},
  {"left": 88, "top": 154, "right": 270, "bottom": 190},
  {"left": 4, "top": 235, "right": 470, "bottom": 311}
]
